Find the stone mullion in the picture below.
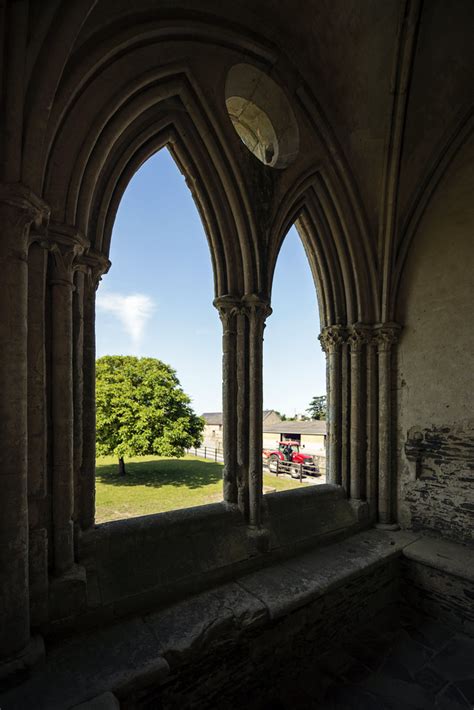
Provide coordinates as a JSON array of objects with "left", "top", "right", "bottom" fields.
[
  {"left": 376, "top": 323, "right": 401, "bottom": 527},
  {"left": 341, "top": 340, "right": 350, "bottom": 493},
  {"left": 72, "top": 269, "right": 85, "bottom": 527},
  {"left": 45, "top": 229, "right": 88, "bottom": 574},
  {"left": 27, "top": 241, "right": 49, "bottom": 626},
  {"left": 214, "top": 296, "right": 240, "bottom": 506},
  {"left": 0, "top": 184, "right": 49, "bottom": 663},
  {"left": 80, "top": 273, "right": 98, "bottom": 529},
  {"left": 325, "top": 343, "right": 331, "bottom": 478},
  {"left": 348, "top": 325, "right": 370, "bottom": 501},
  {"left": 236, "top": 311, "right": 250, "bottom": 517},
  {"left": 366, "top": 331, "right": 378, "bottom": 520},
  {"left": 245, "top": 295, "right": 271, "bottom": 528},
  {"left": 79, "top": 252, "right": 110, "bottom": 530},
  {"left": 319, "top": 326, "right": 345, "bottom": 486}
]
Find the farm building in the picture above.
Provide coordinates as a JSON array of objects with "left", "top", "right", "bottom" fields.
[
  {"left": 262, "top": 420, "right": 327, "bottom": 456},
  {"left": 203, "top": 410, "right": 283, "bottom": 449}
]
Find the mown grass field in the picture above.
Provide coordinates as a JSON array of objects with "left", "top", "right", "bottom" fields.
[{"left": 95, "top": 454, "right": 307, "bottom": 523}]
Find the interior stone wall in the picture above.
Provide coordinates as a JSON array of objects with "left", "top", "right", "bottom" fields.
[{"left": 396, "top": 134, "right": 474, "bottom": 542}]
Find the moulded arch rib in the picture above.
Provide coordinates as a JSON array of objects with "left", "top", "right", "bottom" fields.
[
  {"left": 267, "top": 170, "right": 378, "bottom": 329},
  {"left": 43, "top": 69, "right": 260, "bottom": 298},
  {"left": 22, "top": 10, "right": 278, "bottom": 194}
]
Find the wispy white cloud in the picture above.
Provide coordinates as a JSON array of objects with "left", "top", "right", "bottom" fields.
[{"left": 97, "top": 291, "right": 155, "bottom": 345}]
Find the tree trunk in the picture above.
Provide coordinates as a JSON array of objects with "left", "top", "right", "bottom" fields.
[{"left": 118, "top": 456, "right": 126, "bottom": 476}]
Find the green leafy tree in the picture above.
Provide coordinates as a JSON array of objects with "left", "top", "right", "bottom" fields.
[
  {"left": 306, "top": 395, "right": 327, "bottom": 420},
  {"left": 96, "top": 356, "right": 204, "bottom": 474}
]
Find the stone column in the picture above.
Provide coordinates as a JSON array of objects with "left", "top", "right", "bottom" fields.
[
  {"left": 0, "top": 183, "right": 49, "bottom": 663},
  {"left": 44, "top": 227, "right": 88, "bottom": 574},
  {"left": 375, "top": 323, "right": 401, "bottom": 527},
  {"left": 319, "top": 326, "right": 345, "bottom": 486},
  {"left": 341, "top": 339, "right": 350, "bottom": 493},
  {"left": 73, "top": 269, "right": 85, "bottom": 529},
  {"left": 27, "top": 241, "right": 49, "bottom": 626},
  {"left": 214, "top": 296, "right": 241, "bottom": 506},
  {"left": 348, "top": 324, "right": 369, "bottom": 501},
  {"left": 236, "top": 310, "right": 250, "bottom": 516},
  {"left": 244, "top": 294, "right": 272, "bottom": 528},
  {"left": 365, "top": 329, "right": 378, "bottom": 519},
  {"left": 79, "top": 252, "right": 110, "bottom": 530}
]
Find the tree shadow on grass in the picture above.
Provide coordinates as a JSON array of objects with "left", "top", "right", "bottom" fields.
[{"left": 96, "top": 458, "right": 223, "bottom": 490}]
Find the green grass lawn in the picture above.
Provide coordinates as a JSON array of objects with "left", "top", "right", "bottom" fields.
[{"left": 95, "top": 454, "right": 308, "bottom": 523}]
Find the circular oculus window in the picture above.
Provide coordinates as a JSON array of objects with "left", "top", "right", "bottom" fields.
[{"left": 225, "top": 63, "right": 299, "bottom": 169}]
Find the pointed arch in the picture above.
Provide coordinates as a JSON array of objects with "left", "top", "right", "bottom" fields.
[
  {"left": 267, "top": 169, "right": 378, "bottom": 328},
  {"left": 41, "top": 67, "right": 262, "bottom": 297},
  {"left": 22, "top": 8, "right": 278, "bottom": 193},
  {"left": 22, "top": 13, "right": 291, "bottom": 300}
]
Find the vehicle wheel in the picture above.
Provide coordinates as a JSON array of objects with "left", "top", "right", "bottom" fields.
[
  {"left": 269, "top": 455, "right": 279, "bottom": 472},
  {"left": 290, "top": 466, "right": 301, "bottom": 478}
]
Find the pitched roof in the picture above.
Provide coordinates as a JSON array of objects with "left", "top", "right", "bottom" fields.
[
  {"left": 262, "top": 410, "right": 281, "bottom": 421},
  {"left": 263, "top": 420, "right": 327, "bottom": 435},
  {"left": 202, "top": 412, "right": 223, "bottom": 425},
  {"left": 202, "top": 410, "right": 281, "bottom": 426}
]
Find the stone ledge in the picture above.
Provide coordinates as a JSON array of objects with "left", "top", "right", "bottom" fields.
[
  {"left": 402, "top": 535, "right": 474, "bottom": 582},
  {"left": 0, "top": 529, "right": 418, "bottom": 709},
  {"left": 401, "top": 535, "right": 474, "bottom": 636},
  {"left": 75, "top": 485, "right": 366, "bottom": 630},
  {"left": 237, "top": 528, "right": 418, "bottom": 620}
]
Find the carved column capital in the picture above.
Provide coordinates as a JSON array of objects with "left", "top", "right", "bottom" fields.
[
  {"left": 0, "top": 183, "right": 50, "bottom": 261},
  {"left": 213, "top": 295, "right": 242, "bottom": 331},
  {"left": 348, "top": 323, "right": 372, "bottom": 352},
  {"left": 0, "top": 182, "right": 50, "bottom": 230},
  {"left": 241, "top": 293, "right": 272, "bottom": 322},
  {"left": 39, "top": 223, "right": 90, "bottom": 287},
  {"left": 78, "top": 249, "right": 111, "bottom": 290},
  {"left": 214, "top": 294, "right": 272, "bottom": 323},
  {"left": 375, "top": 322, "right": 401, "bottom": 352},
  {"left": 319, "top": 324, "right": 346, "bottom": 353}
]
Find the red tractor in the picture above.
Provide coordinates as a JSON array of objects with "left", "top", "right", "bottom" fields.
[{"left": 262, "top": 440, "right": 317, "bottom": 477}]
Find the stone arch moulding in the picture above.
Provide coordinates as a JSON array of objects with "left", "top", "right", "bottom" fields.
[
  {"left": 42, "top": 68, "right": 263, "bottom": 298},
  {"left": 265, "top": 170, "right": 398, "bottom": 530},
  {"left": 267, "top": 169, "right": 379, "bottom": 328},
  {"left": 22, "top": 8, "right": 280, "bottom": 188}
]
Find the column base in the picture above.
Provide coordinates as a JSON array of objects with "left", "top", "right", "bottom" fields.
[
  {"left": 0, "top": 635, "right": 44, "bottom": 684},
  {"left": 349, "top": 499, "right": 370, "bottom": 522},
  {"left": 375, "top": 522, "right": 401, "bottom": 531},
  {"left": 247, "top": 526, "right": 270, "bottom": 553},
  {"left": 49, "top": 564, "right": 87, "bottom": 624}
]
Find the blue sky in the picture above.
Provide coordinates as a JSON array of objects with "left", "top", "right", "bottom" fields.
[{"left": 96, "top": 149, "right": 326, "bottom": 416}]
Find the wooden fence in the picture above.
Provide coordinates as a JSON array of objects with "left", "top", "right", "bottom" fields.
[{"left": 186, "top": 446, "right": 326, "bottom": 483}]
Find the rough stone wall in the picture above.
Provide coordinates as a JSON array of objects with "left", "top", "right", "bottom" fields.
[
  {"left": 402, "top": 559, "right": 474, "bottom": 637},
  {"left": 402, "top": 423, "right": 474, "bottom": 543},
  {"left": 396, "top": 134, "right": 474, "bottom": 543}
]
